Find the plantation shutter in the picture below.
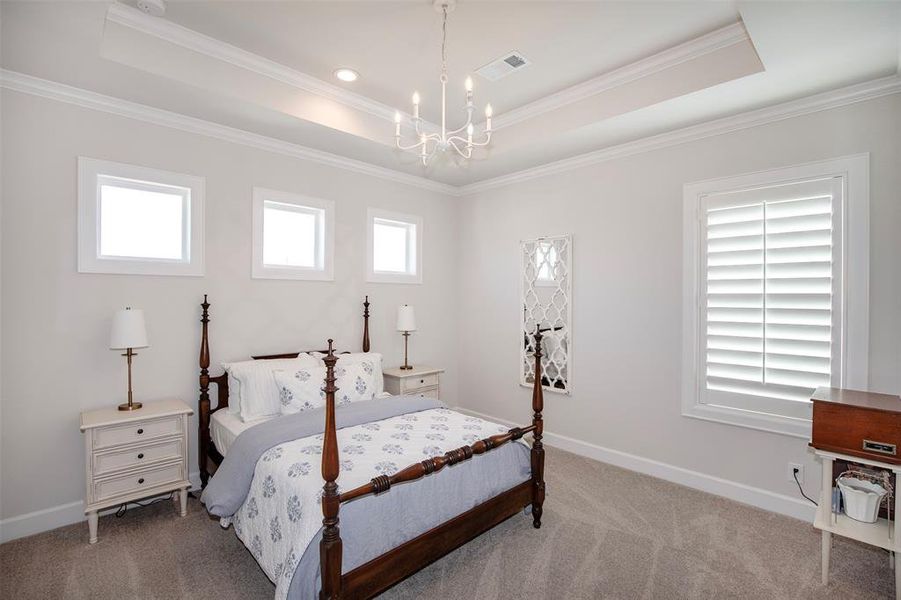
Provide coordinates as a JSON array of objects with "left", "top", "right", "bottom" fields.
[{"left": 700, "top": 177, "right": 843, "bottom": 417}]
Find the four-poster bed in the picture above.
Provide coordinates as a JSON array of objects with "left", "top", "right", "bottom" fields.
[{"left": 197, "top": 295, "right": 546, "bottom": 599}]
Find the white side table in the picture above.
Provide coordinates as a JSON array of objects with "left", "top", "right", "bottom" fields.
[
  {"left": 383, "top": 366, "right": 444, "bottom": 399},
  {"left": 813, "top": 449, "right": 900, "bottom": 599},
  {"left": 80, "top": 398, "right": 193, "bottom": 544}
]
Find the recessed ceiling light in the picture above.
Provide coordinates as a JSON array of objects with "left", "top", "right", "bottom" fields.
[{"left": 334, "top": 68, "right": 359, "bottom": 83}]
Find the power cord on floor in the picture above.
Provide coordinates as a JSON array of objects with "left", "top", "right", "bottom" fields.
[
  {"left": 114, "top": 492, "right": 175, "bottom": 517},
  {"left": 793, "top": 469, "right": 818, "bottom": 506}
]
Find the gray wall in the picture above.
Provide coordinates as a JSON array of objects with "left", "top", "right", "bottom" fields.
[
  {"left": 0, "top": 90, "right": 460, "bottom": 521},
  {"left": 456, "top": 94, "right": 901, "bottom": 506}
]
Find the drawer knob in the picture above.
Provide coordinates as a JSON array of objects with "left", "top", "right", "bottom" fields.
[
  {"left": 137, "top": 453, "right": 144, "bottom": 459},
  {"left": 136, "top": 428, "right": 144, "bottom": 435},
  {"left": 420, "top": 379, "right": 425, "bottom": 384},
  {"left": 138, "top": 478, "right": 145, "bottom": 484}
]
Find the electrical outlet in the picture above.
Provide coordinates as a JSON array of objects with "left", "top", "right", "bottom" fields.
[{"left": 788, "top": 463, "right": 805, "bottom": 485}]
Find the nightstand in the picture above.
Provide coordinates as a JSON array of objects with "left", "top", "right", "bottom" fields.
[
  {"left": 80, "top": 398, "right": 193, "bottom": 544},
  {"left": 383, "top": 366, "right": 444, "bottom": 399}
]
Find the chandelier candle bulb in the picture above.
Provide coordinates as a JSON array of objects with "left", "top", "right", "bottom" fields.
[
  {"left": 412, "top": 92, "right": 420, "bottom": 119},
  {"left": 485, "top": 103, "right": 493, "bottom": 131},
  {"left": 394, "top": 112, "right": 401, "bottom": 137},
  {"left": 467, "top": 123, "right": 473, "bottom": 145}
]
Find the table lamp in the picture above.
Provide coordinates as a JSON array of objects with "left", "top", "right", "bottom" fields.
[
  {"left": 396, "top": 305, "right": 416, "bottom": 370},
  {"left": 110, "top": 307, "right": 149, "bottom": 411}
]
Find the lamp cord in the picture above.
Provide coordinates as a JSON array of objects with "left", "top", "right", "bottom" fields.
[
  {"left": 794, "top": 470, "right": 818, "bottom": 506},
  {"left": 114, "top": 491, "right": 175, "bottom": 517}
]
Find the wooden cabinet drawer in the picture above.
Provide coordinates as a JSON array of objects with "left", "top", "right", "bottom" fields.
[
  {"left": 92, "top": 416, "right": 181, "bottom": 450},
  {"left": 93, "top": 462, "right": 184, "bottom": 503},
  {"left": 93, "top": 439, "right": 183, "bottom": 476},
  {"left": 401, "top": 373, "right": 439, "bottom": 392}
]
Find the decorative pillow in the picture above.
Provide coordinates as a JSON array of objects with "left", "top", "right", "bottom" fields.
[
  {"left": 222, "top": 354, "right": 322, "bottom": 422},
  {"left": 311, "top": 352, "right": 384, "bottom": 396},
  {"left": 273, "top": 366, "right": 326, "bottom": 415},
  {"left": 276, "top": 362, "right": 378, "bottom": 415}
]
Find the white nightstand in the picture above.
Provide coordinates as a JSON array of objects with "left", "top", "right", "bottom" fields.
[
  {"left": 383, "top": 366, "right": 444, "bottom": 399},
  {"left": 80, "top": 398, "right": 193, "bottom": 544}
]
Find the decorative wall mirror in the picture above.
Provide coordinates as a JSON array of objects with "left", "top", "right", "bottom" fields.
[{"left": 521, "top": 234, "right": 572, "bottom": 394}]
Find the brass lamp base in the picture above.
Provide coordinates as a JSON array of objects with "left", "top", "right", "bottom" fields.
[
  {"left": 118, "top": 401, "right": 143, "bottom": 411},
  {"left": 400, "top": 331, "right": 413, "bottom": 370}
]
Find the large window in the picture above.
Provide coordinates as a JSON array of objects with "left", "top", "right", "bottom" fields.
[
  {"left": 252, "top": 188, "right": 334, "bottom": 280},
  {"left": 682, "top": 156, "right": 869, "bottom": 437},
  {"left": 78, "top": 158, "right": 205, "bottom": 276},
  {"left": 367, "top": 209, "right": 422, "bottom": 284}
]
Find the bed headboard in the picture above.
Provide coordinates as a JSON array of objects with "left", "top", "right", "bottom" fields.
[{"left": 197, "top": 294, "right": 372, "bottom": 486}]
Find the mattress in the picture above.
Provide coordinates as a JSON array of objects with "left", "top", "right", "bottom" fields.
[{"left": 209, "top": 410, "right": 272, "bottom": 457}]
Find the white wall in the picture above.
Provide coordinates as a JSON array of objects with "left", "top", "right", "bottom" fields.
[
  {"left": 0, "top": 90, "right": 459, "bottom": 532},
  {"left": 457, "top": 93, "right": 901, "bottom": 517}
]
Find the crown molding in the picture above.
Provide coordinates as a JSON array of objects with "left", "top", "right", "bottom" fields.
[
  {"left": 0, "top": 69, "right": 458, "bottom": 196},
  {"left": 491, "top": 21, "right": 752, "bottom": 131},
  {"left": 458, "top": 74, "right": 901, "bottom": 196},
  {"left": 2, "top": 69, "right": 898, "bottom": 198},
  {"left": 104, "top": 3, "right": 437, "bottom": 132}
]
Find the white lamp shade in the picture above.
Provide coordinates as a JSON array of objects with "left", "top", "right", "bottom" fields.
[
  {"left": 110, "top": 308, "right": 149, "bottom": 349},
  {"left": 396, "top": 305, "right": 417, "bottom": 332}
]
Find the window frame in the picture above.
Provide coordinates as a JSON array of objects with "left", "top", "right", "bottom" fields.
[
  {"left": 367, "top": 208, "right": 422, "bottom": 284},
  {"left": 251, "top": 187, "right": 335, "bottom": 281},
  {"left": 681, "top": 155, "right": 869, "bottom": 438},
  {"left": 77, "top": 157, "right": 205, "bottom": 276}
]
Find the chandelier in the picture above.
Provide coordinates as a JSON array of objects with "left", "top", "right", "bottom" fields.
[{"left": 394, "top": 0, "right": 493, "bottom": 166}]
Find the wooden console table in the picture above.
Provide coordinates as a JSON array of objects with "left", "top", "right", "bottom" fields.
[{"left": 810, "top": 387, "right": 901, "bottom": 599}]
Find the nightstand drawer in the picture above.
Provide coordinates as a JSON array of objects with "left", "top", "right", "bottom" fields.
[
  {"left": 93, "top": 416, "right": 181, "bottom": 450},
  {"left": 93, "top": 462, "right": 184, "bottom": 503},
  {"left": 402, "top": 373, "right": 439, "bottom": 392},
  {"left": 93, "top": 439, "right": 184, "bottom": 476},
  {"left": 411, "top": 387, "right": 439, "bottom": 400}
]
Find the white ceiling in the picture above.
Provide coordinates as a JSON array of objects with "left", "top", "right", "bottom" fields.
[{"left": 2, "top": 1, "right": 899, "bottom": 188}]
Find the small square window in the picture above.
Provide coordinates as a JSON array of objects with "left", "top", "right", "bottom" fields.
[
  {"left": 78, "top": 158, "right": 204, "bottom": 276},
  {"left": 253, "top": 188, "right": 334, "bottom": 280},
  {"left": 367, "top": 209, "right": 422, "bottom": 284}
]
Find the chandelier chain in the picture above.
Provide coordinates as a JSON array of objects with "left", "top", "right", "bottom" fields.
[{"left": 441, "top": 5, "right": 448, "bottom": 74}]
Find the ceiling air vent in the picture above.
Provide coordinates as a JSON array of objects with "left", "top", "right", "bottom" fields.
[{"left": 475, "top": 51, "right": 531, "bottom": 82}]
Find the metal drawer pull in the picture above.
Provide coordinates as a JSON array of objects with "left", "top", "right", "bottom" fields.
[
  {"left": 138, "top": 478, "right": 145, "bottom": 484},
  {"left": 137, "top": 428, "right": 144, "bottom": 435},
  {"left": 863, "top": 440, "right": 896, "bottom": 456},
  {"left": 137, "top": 453, "right": 144, "bottom": 459},
  {"left": 420, "top": 379, "right": 425, "bottom": 384}
]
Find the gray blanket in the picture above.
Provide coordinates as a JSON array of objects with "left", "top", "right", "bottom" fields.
[
  {"left": 201, "top": 395, "right": 443, "bottom": 516},
  {"left": 202, "top": 396, "right": 532, "bottom": 599}
]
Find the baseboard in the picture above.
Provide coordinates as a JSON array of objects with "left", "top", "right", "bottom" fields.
[
  {"left": 455, "top": 407, "right": 816, "bottom": 522},
  {"left": 0, "top": 470, "right": 202, "bottom": 544}
]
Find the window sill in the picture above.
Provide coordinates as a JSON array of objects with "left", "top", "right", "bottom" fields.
[
  {"left": 682, "top": 402, "right": 811, "bottom": 439},
  {"left": 367, "top": 273, "right": 422, "bottom": 285}
]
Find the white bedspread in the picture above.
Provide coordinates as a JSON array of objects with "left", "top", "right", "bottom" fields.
[{"left": 224, "top": 406, "right": 515, "bottom": 600}]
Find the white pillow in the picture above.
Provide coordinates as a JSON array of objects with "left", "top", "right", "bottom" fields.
[
  {"left": 311, "top": 352, "right": 383, "bottom": 396},
  {"left": 276, "top": 362, "right": 378, "bottom": 415},
  {"left": 222, "top": 354, "right": 322, "bottom": 422}
]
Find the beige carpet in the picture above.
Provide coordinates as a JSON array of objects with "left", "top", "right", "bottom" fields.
[{"left": 1, "top": 447, "right": 894, "bottom": 599}]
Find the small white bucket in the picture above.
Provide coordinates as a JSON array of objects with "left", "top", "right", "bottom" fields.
[{"left": 837, "top": 476, "right": 888, "bottom": 523}]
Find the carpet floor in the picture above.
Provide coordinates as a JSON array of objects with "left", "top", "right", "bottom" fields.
[{"left": 1, "top": 447, "right": 894, "bottom": 599}]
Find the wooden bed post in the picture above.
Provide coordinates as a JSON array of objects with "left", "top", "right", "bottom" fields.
[
  {"left": 199, "top": 295, "right": 212, "bottom": 489},
  {"left": 362, "top": 296, "right": 370, "bottom": 353},
  {"left": 531, "top": 327, "right": 545, "bottom": 529},
  {"left": 320, "top": 341, "right": 343, "bottom": 600}
]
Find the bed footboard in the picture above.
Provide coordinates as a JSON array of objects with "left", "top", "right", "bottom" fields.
[{"left": 318, "top": 329, "right": 546, "bottom": 600}]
